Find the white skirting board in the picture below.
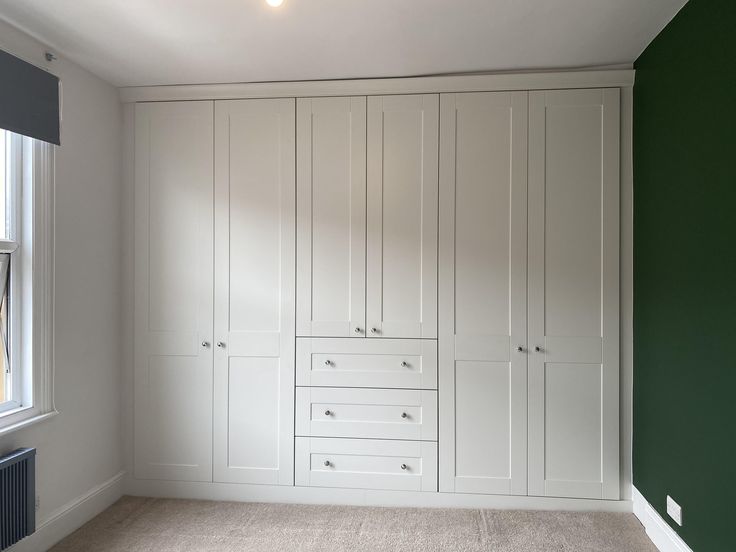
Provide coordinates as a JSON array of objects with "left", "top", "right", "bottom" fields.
[
  {"left": 125, "top": 477, "right": 632, "bottom": 513},
  {"left": 8, "top": 471, "right": 125, "bottom": 552},
  {"left": 633, "top": 486, "right": 693, "bottom": 552}
]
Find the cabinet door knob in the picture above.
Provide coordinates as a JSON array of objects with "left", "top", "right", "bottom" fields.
[
  {"left": 217, "top": 341, "right": 225, "bottom": 348},
  {"left": 517, "top": 346, "right": 524, "bottom": 352},
  {"left": 324, "top": 460, "right": 331, "bottom": 467},
  {"left": 370, "top": 327, "right": 379, "bottom": 334},
  {"left": 324, "top": 360, "right": 332, "bottom": 366},
  {"left": 401, "top": 412, "right": 408, "bottom": 419},
  {"left": 201, "top": 341, "right": 210, "bottom": 348},
  {"left": 400, "top": 361, "right": 409, "bottom": 368},
  {"left": 535, "top": 346, "right": 541, "bottom": 353},
  {"left": 401, "top": 464, "right": 408, "bottom": 470},
  {"left": 354, "top": 327, "right": 362, "bottom": 334},
  {"left": 324, "top": 410, "right": 332, "bottom": 416}
]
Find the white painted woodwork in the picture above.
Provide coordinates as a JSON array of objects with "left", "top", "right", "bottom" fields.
[
  {"left": 366, "top": 95, "right": 438, "bottom": 339},
  {"left": 295, "top": 438, "right": 437, "bottom": 492},
  {"left": 133, "top": 101, "right": 214, "bottom": 481},
  {"left": 438, "top": 92, "right": 529, "bottom": 496},
  {"left": 297, "top": 97, "right": 366, "bottom": 337},
  {"left": 296, "top": 338, "right": 437, "bottom": 390},
  {"left": 527, "top": 88, "right": 620, "bottom": 500},
  {"left": 213, "top": 98, "right": 296, "bottom": 485},
  {"left": 296, "top": 388, "right": 437, "bottom": 441}
]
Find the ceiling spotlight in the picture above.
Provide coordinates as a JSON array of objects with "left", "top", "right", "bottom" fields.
[{"left": 266, "top": 0, "right": 284, "bottom": 6}]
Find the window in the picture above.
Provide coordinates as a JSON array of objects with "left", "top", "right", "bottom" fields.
[{"left": 0, "top": 128, "right": 55, "bottom": 433}]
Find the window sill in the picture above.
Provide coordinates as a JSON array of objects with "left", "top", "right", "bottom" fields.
[{"left": 0, "top": 408, "right": 58, "bottom": 438}]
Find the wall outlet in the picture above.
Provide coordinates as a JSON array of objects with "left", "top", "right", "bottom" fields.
[{"left": 666, "top": 495, "right": 682, "bottom": 526}]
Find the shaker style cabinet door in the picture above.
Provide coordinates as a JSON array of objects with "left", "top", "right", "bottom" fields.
[
  {"left": 527, "top": 89, "right": 620, "bottom": 500},
  {"left": 296, "top": 97, "right": 367, "bottom": 337},
  {"left": 134, "top": 101, "right": 214, "bottom": 481},
  {"left": 438, "top": 92, "right": 529, "bottom": 496},
  {"left": 366, "top": 95, "right": 438, "bottom": 339},
  {"left": 213, "top": 99, "right": 296, "bottom": 485}
]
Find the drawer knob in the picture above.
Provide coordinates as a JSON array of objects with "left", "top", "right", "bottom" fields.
[
  {"left": 324, "top": 360, "right": 332, "bottom": 366},
  {"left": 401, "top": 412, "right": 408, "bottom": 419},
  {"left": 324, "top": 410, "right": 332, "bottom": 416},
  {"left": 400, "top": 361, "right": 409, "bottom": 368},
  {"left": 324, "top": 460, "right": 331, "bottom": 467},
  {"left": 354, "top": 327, "right": 362, "bottom": 334},
  {"left": 401, "top": 464, "right": 408, "bottom": 470}
]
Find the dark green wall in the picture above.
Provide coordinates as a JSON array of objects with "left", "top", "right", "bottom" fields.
[{"left": 634, "top": 0, "right": 736, "bottom": 550}]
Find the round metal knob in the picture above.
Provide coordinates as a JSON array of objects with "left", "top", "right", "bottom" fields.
[
  {"left": 400, "top": 361, "right": 409, "bottom": 368},
  {"left": 324, "top": 410, "right": 332, "bottom": 416},
  {"left": 324, "top": 460, "right": 331, "bottom": 467},
  {"left": 535, "top": 346, "right": 541, "bottom": 353},
  {"left": 202, "top": 341, "right": 210, "bottom": 348},
  {"left": 517, "top": 346, "right": 523, "bottom": 352},
  {"left": 401, "top": 464, "right": 408, "bottom": 470},
  {"left": 370, "top": 327, "right": 379, "bottom": 334},
  {"left": 324, "top": 360, "right": 332, "bottom": 366},
  {"left": 401, "top": 412, "right": 408, "bottom": 419},
  {"left": 217, "top": 341, "right": 225, "bottom": 348},
  {"left": 354, "top": 327, "right": 362, "bottom": 334}
]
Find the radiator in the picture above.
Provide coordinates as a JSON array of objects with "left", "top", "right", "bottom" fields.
[{"left": 0, "top": 448, "right": 36, "bottom": 551}]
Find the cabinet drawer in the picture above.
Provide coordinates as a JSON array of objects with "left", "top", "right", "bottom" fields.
[
  {"left": 296, "top": 387, "right": 437, "bottom": 440},
  {"left": 296, "top": 338, "right": 437, "bottom": 389},
  {"left": 295, "top": 437, "right": 437, "bottom": 492}
]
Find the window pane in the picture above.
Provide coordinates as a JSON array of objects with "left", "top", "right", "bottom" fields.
[{"left": 0, "top": 130, "right": 6, "bottom": 239}]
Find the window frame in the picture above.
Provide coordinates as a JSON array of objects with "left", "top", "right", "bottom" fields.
[{"left": 0, "top": 132, "right": 56, "bottom": 435}]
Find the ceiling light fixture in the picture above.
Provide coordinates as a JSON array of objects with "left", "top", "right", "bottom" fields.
[{"left": 266, "top": 0, "right": 284, "bottom": 7}]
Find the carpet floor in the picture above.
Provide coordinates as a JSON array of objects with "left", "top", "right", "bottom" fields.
[{"left": 49, "top": 496, "right": 657, "bottom": 552}]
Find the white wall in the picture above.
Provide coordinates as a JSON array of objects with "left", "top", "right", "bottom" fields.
[{"left": 0, "top": 17, "right": 124, "bottom": 548}]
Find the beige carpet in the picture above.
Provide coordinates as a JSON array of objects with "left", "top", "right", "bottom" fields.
[{"left": 49, "top": 496, "right": 657, "bottom": 552}]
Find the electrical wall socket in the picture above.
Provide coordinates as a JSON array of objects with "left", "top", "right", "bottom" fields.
[{"left": 666, "top": 495, "right": 682, "bottom": 526}]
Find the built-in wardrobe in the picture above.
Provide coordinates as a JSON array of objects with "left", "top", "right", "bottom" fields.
[{"left": 131, "top": 73, "right": 623, "bottom": 505}]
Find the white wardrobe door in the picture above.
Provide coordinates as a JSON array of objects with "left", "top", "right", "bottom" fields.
[
  {"left": 296, "top": 97, "right": 366, "bottom": 337},
  {"left": 134, "top": 101, "right": 214, "bottom": 482},
  {"left": 366, "top": 95, "right": 438, "bottom": 339},
  {"left": 528, "top": 88, "right": 620, "bottom": 500},
  {"left": 439, "top": 92, "right": 528, "bottom": 495},
  {"left": 213, "top": 98, "right": 295, "bottom": 485}
]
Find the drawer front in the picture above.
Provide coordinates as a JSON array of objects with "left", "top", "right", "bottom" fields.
[
  {"left": 296, "top": 387, "right": 437, "bottom": 440},
  {"left": 296, "top": 338, "right": 437, "bottom": 389},
  {"left": 295, "top": 437, "right": 437, "bottom": 492}
]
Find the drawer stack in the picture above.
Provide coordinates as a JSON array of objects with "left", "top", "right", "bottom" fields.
[{"left": 295, "top": 338, "right": 438, "bottom": 492}]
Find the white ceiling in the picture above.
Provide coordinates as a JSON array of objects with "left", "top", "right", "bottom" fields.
[{"left": 0, "top": 0, "right": 687, "bottom": 88}]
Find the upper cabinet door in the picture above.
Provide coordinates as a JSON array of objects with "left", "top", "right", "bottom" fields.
[
  {"left": 438, "top": 92, "right": 528, "bottom": 496},
  {"left": 528, "top": 89, "right": 620, "bottom": 500},
  {"left": 134, "top": 101, "right": 214, "bottom": 482},
  {"left": 213, "top": 98, "right": 295, "bottom": 486},
  {"left": 366, "top": 95, "right": 439, "bottom": 339},
  {"left": 297, "top": 97, "right": 367, "bottom": 338}
]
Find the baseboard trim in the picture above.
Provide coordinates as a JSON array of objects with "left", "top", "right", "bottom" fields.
[
  {"left": 633, "top": 486, "right": 693, "bottom": 552},
  {"left": 9, "top": 470, "right": 126, "bottom": 552},
  {"left": 126, "top": 477, "right": 632, "bottom": 512}
]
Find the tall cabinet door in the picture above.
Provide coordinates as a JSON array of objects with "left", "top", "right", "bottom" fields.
[
  {"left": 296, "top": 97, "right": 366, "bottom": 337},
  {"left": 134, "top": 101, "right": 214, "bottom": 481},
  {"left": 528, "top": 89, "right": 620, "bottom": 500},
  {"left": 366, "top": 95, "right": 438, "bottom": 339},
  {"left": 439, "top": 92, "right": 529, "bottom": 495},
  {"left": 213, "top": 99, "right": 295, "bottom": 485}
]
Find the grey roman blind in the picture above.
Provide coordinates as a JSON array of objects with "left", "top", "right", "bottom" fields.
[{"left": 0, "top": 49, "right": 60, "bottom": 145}]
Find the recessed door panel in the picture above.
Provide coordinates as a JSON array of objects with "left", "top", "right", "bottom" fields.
[
  {"left": 213, "top": 98, "right": 295, "bottom": 486},
  {"left": 528, "top": 88, "right": 620, "bottom": 500},
  {"left": 134, "top": 101, "right": 214, "bottom": 482},
  {"left": 438, "top": 92, "right": 528, "bottom": 496}
]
